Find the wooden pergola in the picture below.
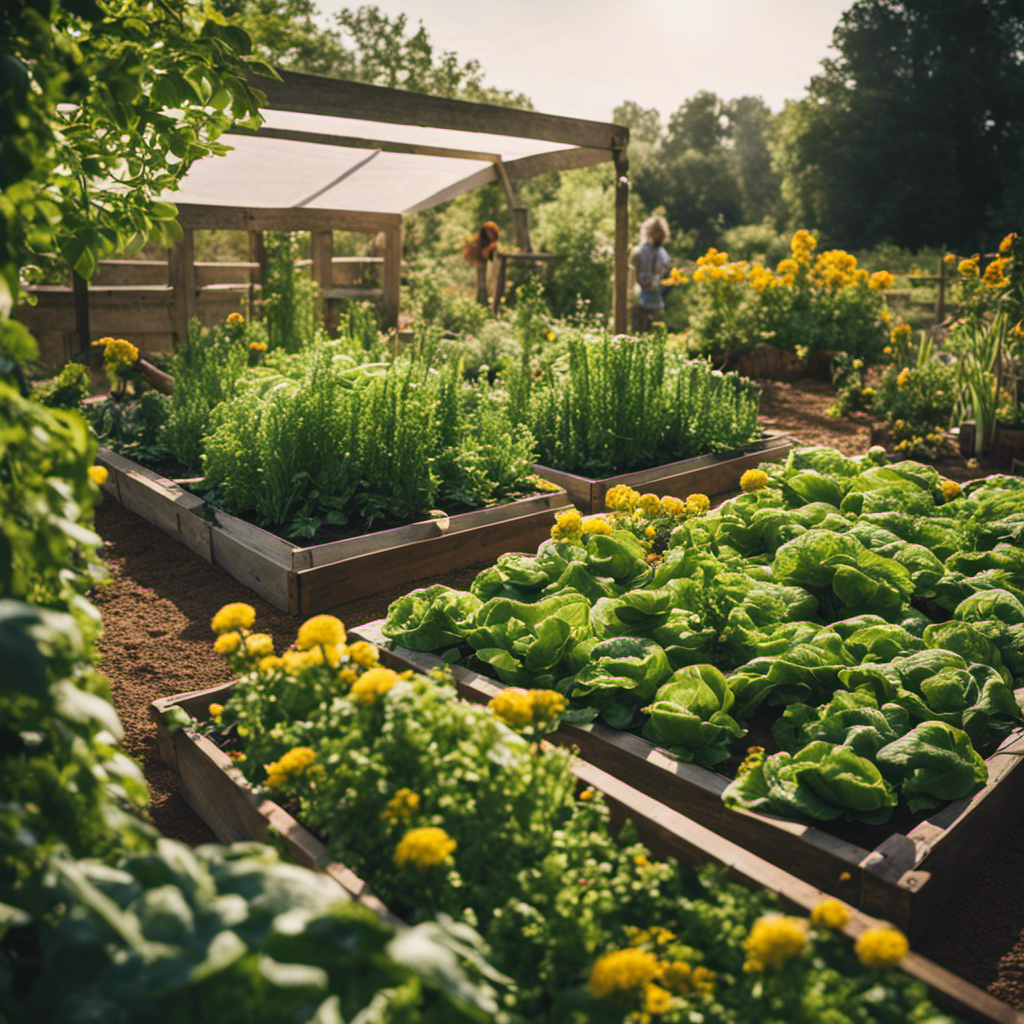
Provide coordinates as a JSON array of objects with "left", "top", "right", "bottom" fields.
[{"left": 165, "top": 69, "right": 631, "bottom": 337}]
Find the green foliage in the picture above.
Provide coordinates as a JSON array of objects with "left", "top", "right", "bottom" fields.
[
  {"left": 31, "top": 360, "right": 90, "bottom": 409},
  {"left": 163, "top": 318, "right": 251, "bottom": 472},
  {"left": 86, "top": 389, "right": 171, "bottom": 464},
  {"left": 510, "top": 329, "right": 762, "bottom": 476},
  {"left": 771, "top": 0, "right": 1024, "bottom": 252},
  {"left": 262, "top": 232, "right": 319, "bottom": 353}
]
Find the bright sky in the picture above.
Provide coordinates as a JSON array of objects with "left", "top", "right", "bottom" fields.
[{"left": 320, "top": 0, "right": 853, "bottom": 123}]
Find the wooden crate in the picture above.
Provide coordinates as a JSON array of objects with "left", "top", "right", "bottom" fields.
[
  {"left": 352, "top": 620, "right": 1024, "bottom": 942},
  {"left": 96, "top": 448, "right": 569, "bottom": 615},
  {"left": 533, "top": 432, "right": 797, "bottom": 513},
  {"left": 150, "top": 677, "right": 1022, "bottom": 1024}
]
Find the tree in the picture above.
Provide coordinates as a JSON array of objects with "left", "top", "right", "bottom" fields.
[{"left": 772, "top": 0, "right": 1024, "bottom": 252}]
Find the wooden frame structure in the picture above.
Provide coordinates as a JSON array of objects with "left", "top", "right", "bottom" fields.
[{"left": 154, "top": 70, "right": 631, "bottom": 341}]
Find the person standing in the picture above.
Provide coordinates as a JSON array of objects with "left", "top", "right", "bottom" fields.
[
  {"left": 461, "top": 221, "right": 501, "bottom": 305},
  {"left": 631, "top": 216, "right": 672, "bottom": 332}
]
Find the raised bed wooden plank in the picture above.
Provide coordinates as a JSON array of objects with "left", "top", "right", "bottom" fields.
[
  {"left": 150, "top": 678, "right": 1022, "bottom": 1024},
  {"left": 352, "top": 620, "right": 1024, "bottom": 941},
  {"left": 95, "top": 449, "right": 569, "bottom": 614},
  {"left": 533, "top": 432, "right": 798, "bottom": 513}
]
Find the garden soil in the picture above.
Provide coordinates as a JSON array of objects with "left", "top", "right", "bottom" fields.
[{"left": 92, "top": 377, "right": 1024, "bottom": 1009}]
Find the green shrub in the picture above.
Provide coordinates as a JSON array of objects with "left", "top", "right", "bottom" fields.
[{"left": 262, "top": 232, "right": 319, "bottom": 353}]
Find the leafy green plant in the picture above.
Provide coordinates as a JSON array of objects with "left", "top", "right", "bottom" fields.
[
  {"left": 262, "top": 232, "right": 320, "bottom": 353},
  {"left": 31, "top": 360, "right": 90, "bottom": 409}
]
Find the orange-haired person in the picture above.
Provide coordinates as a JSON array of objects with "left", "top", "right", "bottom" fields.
[{"left": 462, "top": 221, "right": 500, "bottom": 304}]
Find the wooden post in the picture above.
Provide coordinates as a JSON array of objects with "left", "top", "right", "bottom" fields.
[
  {"left": 936, "top": 255, "right": 947, "bottom": 323},
  {"left": 382, "top": 222, "right": 402, "bottom": 330},
  {"left": 310, "top": 229, "right": 334, "bottom": 332},
  {"left": 168, "top": 227, "right": 196, "bottom": 347},
  {"left": 72, "top": 270, "right": 91, "bottom": 354},
  {"left": 613, "top": 148, "right": 630, "bottom": 335},
  {"left": 248, "top": 230, "right": 266, "bottom": 319}
]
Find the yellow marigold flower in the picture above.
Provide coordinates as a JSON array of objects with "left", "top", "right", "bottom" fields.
[
  {"left": 249, "top": 340, "right": 267, "bottom": 351},
  {"left": 890, "top": 324, "right": 911, "bottom": 345},
  {"left": 394, "top": 826, "right": 456, "bottom": 870},
  {"left": 226, "top": 312, "right": 245, "bottom": 324},
  {"left": 214, "top": 631, "right": 242, "bottom": 655},
  {"left": 983, "top": 257, "right": 1010, "bottom": 289},
  {"left": 897, "top": 368, "right": 911, "bottom": 387},
  {"left": 661, "top": 961, "right": 692, "bottom": 993},
  {"left": 578, "top": 788, "right": 595, "bottom": 802},
  {"left": 530, "top": 689, "right": 567, "bottom": 723},
  {"left": 551, "top": 507, "right": 584, "bottom": 543},
  {"left": 208, "top": 703, "right": 224, "bottom": 718},
  {"left": 634, "top": 854, "right": 650, "bottom": 869},
  {"left": 740, "top": 469, "right": 768, "bottom": 493},
  {"left": 881, "top": 310, "right": 893, "bottom": 324},
  {"left": 282, "top": 649, "right": 318, "bottom": 673},
  {"left": 685, "top": 493, "right": 710, "bottom": 515},
  {"left": 87, "top": 465, "right": 109, "bottom": 486},
  {"left": 691, "top": 965, "right": 716, "bottom": 996},
  {"left": 582, "top": 515, "right": 613, "bottom": 536},
  {"left": 243, "top": 633, "right": 274, "bottom": 659},
  {"left": 588, "top": 948, "right": 660, "bottom": 998},
  {"left": 638, "top": 493, "right": 661, "bottom": 516},
  {"left": 259, "top": 655, "right": 284, "bottom": 674},
  {"left": 488, "top": 688, "right": 534, "bottom": 729},
  {"left": 811, "top": 898, "right": 851, "bottom": 930},
  {"left": 345, "top": 640, "right": 379, "bottom": 668},
  {"left": 305, "top": 643, "right": 342, "bottom": 668},
  {"left": 605, "top": 485, "right": 640, "bottom": 512},
  {"left": 264, "top": 746, "right": 316, "bottom": 790},
  {"left": 743, "top": 914, "right": 806, "bottom": 970},
  {"left": 855, "top": 926, "right": 909, "bottom": 969},
  {"left": 958, "top": 255, "right": 980, "bottom": 278},
  {"left": 868, "top": 270, "right": 894, "bottom": 290},
  {"left": 546, "top": 330, "right": 556, "bottom": 342},
  {"left": 644, "top": 524, "right": 657, "bottom": 540},
  {"left": 350, "top": 666, "right": 399, "bottom": 705},
  {"left": 894, "top": 418, "right": 906, "bottom": 430},
  {"left": 862, "top": 386, "right": 876, "bottom": 397},
  {"left": 100, "top": 338, "right": 139, "bottom": 369},
  {"left": 883, "top": 345, "right": 893, "bottom": 355},
  {"left": 941, "top": 479, "right": 961, "bottom": 502},
  {"left": 642, "top": 982, "right": 673, "bottom": 1014},
  {"left": 296, "top": 614, "right": 346, "bottom": 651},
  {"left": 211, "top": 602, "right": 256, "bottom": 635},
  {"left": 999, "top": 232, "right": 1017, "bottom": 254},
  {"left": 659, "top": 495, "right": 685, "bottom": 518},
  {"left": 381, "top": 788, "right": 420, "bottom": 822}
]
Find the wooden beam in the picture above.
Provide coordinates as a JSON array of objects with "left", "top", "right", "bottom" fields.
[
  {"left": 381, "top": 222, "right": 402, "bottom": 331},
  {"left": 253, "top": 69, "right": 628, "bottom": 151},
  {"left": 493, "top": 160, "right": 531, "bottom": 252},
  {"left": 248, "top": 230, "right": 265, "bottom": 319},
  {"left": 72, "top": 270, "right": 91, "bottom": 354},
  {"left": 175, "top": 204, "right": 401, "bottom": 234},
  {"left": 613, "top": 148, "right": 629, "bottom": 335},
  {"left": 225, "top": 124, "right": 502, "bottom": 164},
  {"left": 503, "top": 146, "right": 612, "bottom": 181},
  {"left": 167, "top": 227, "right": 196, "bottom": 347}
]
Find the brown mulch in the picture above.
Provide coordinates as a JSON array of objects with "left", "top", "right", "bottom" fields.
[{"left": 92, "top": 376, "right": 1024, "bottom": 1009}]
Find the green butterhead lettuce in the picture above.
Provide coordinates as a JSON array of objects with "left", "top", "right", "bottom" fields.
[{"left": 383, "top": 585, "right": 483, "bottom": 651}]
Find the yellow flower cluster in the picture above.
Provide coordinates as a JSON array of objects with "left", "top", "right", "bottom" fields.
[
  {"left": 739, "top": 469, "right": 768, "bottom": 493},
  {"left": 791, "top": 229, "right": 817, "bottom": 264},
  {"left": 214, "top": 631, "right": 243, "bottom": 655},
  {"left": 736, "top": 745, "right": 765, "bottom": 776},
  {"left": 743, "top": 914, "right": 807, "bottom": 970},
  {"left": 582, "top": 515, "right": 613, "bottom": 536},
  {"left": 393, "top": 826, "right": 456, "bottom": 869},
  {"left": 264, "top": 746, "right": 316, "bottom": 790},
  {"left": 550, "top": 507, "right": 584, "bottom": 543},
  {"left": 983, "top": 257, "right": 1010, "bottom": 289},
  {"left": 87, "top": 465, "right": 109, "bottom": 486},
  {"left": 249, "top": 340, "right": 268, "bottom": 352},
  {"left": 211, "top": 602, "right": 256, "bottom": 634},
  {"left": 659, "top": 495, "right": 686, "bottom": 518},
  {"left": 940, "top": 479, "right": 962, "bottom": 502},
  {"left": 811, "top": 249, "right": 866, "bottom": 291},
  {"left": 208, "top": 702, "right": 224, "bottom": 719},
  {"left": 350, "top": 666, "right": 399, "bottom": 705},
  {"left": 226, "top": 312, "right": 245, "bottom": 324},
  {"left": 92, "top": 336, "right": 139, "bottom": 370},
  {"left": 637, "top": 492, "right": 661, "bottom": 516},
  {"left": 854, "top": 926, "right": 909, "bottom": 969},
  {"left": 685, "top": 493, "right": 710, "bottom": 515},
  {"left": 346, "top": 640, "right": 379, "bottom": 668},
  {"left": 605, "top": 485, "right": 640, "bottom": 512},
  {"left": 661, "top": 266, "right": 686, "bottom": 286},
  {"left": 999, "top": 232, "right": 1017, "bottom": 254},
  {"left": 896, "top": 368, "right": 911, "bottom": 387},
  {"left": 488, "top": 687, "right": 567, "bottom": 731},
  {"left": 588, "top": 948, "right": 660, "bottom": 997},
  {"left": 958, "top": 255, "right": 980, "bottom": 278},
  {"left": 890, "top": 324, "right": 911, "bottom": 346},
  {"left": 810, "top": 898, "right": 851, "bottom": 931},
  {"left": 868, "top": 270, "right": 894, "bottom": 290},
  {"left": 381, "top": 787, "right": 420, "bottom": 822},
  {"left": 296, "top": 614, "right": 346, "bottom": 650},
  {"left": 748, "top": 263, "right": 779, "bottom": 293}
]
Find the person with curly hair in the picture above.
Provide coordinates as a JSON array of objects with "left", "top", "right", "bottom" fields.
[
  {"left": 461, "top": 220, "right": 501, "bottom": 304},
  {"left": 631, "top": 215, "right": 672, "bottom": 332}
]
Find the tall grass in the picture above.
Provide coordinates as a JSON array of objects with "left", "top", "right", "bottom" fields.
[{"left": 511, "top": 330, "right": 762, "bottom": 477}]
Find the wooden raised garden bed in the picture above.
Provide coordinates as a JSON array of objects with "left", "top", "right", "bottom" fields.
[
  {"left": 532, "top": 432, "right": 798, "bottom": 513},
  {"left": 352, "top": 620, "right": 1024, "bottom": 942},
  {"left": 150, "top": 673, "right": 1022, "bottom": 1024},
  {"left": 96, "top": 448, "right": 569, "bottom": 615}
]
